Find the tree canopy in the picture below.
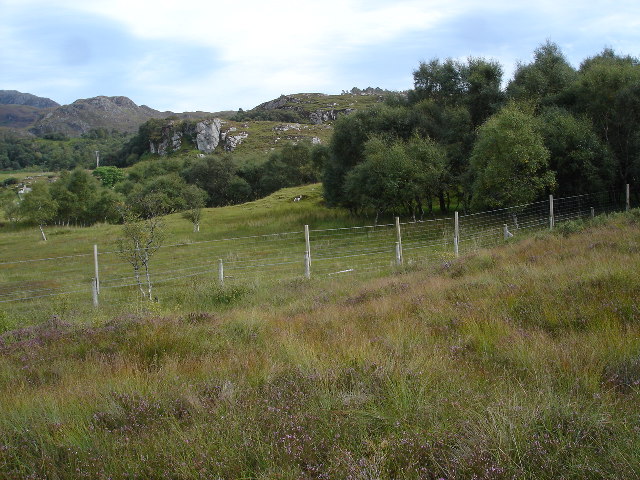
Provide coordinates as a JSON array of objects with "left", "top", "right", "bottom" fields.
[{"left": 323, "top": 43, "right": 639, "bottom": 217}]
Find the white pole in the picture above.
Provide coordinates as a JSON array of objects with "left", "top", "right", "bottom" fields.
[
  {"left": 395, "top": 217, "right": 403, "bottom": 266},
  {"left": 549, "top": 195, "right": 555, "bottom": 230},
  {"left": 304, "top": 225, "right": 311, "bottom": 264},
  {"left": 454, "top": 211, "right": 459, "bottom": 257},
  {"left": 92, "top": 278, "right": 99, "bottom": 307},
  {"left": 218, "top": 259, "right": 224, "bottom": 285},
  {"left": 93, "top": 244, "right": 100, "bottom": 295},
  {"left": 304, "top": 252, "right": 311, "bottom": 279},
  {"left": 591, "top": 207, "right": 595, "bottom": 219},
  {"left": 95, "top": 151, "right": 100, "bottom": 168},
  {"left": 395, "top": 242, "right": 402, "bottom": 266}
]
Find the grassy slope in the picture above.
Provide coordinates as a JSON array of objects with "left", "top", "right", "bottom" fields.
[
  {"left": 0, "top": 200, "right": 639, "bottom": 478},
  {"left": 0, "top": 184, "right": 344, "bottom": 256}
]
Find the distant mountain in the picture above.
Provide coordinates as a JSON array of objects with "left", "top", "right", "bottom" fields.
[
  {"left": 0, "top": 90, "right": 59, "bottom": 109},
  {"left": 29, "top": 96, "right": 175, "bottom": 137}
]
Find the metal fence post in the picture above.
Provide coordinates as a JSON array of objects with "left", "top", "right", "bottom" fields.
[{"left": 549, "top": 195, "right": 555, "bottom": 230}]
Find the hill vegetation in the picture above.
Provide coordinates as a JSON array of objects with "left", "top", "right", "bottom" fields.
[{"left": 0, "top": 206, "right": 639, "bottom": 478}]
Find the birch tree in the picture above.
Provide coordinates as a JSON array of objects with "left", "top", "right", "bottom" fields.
[{"left": 116, "top": 203, "right": 165, "bottom": 300}]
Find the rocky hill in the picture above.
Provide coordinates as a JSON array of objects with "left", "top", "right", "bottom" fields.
[
  {"left": 0, "top": 90, "right": 388, "bottom": 148},
  {"left": 239, "top": 92, "right": 383, "bottom": 124},
  {"left": 0, "top": 90, "right": 59, "bottom": 109},
  {"left": 0, "top": 105, "right": 45, "bottom": 130},
  {"left": 29, "top": 96, "right": 174, "bottom": 137}
]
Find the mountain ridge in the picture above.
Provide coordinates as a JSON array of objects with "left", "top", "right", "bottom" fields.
[
  {"left": 0, "top": 90, "right": 59, "bottom": 109},
  {"left": 0, "top": 90, "right": 387, "bottom": 139}
]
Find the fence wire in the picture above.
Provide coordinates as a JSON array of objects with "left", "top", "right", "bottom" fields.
[{"left": 0, "top": 188, "right": 634, "bottom": 306}]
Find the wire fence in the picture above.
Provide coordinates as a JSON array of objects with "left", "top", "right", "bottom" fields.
[{"left": 0, "top": 187, "right": 633, "bottom": 308}]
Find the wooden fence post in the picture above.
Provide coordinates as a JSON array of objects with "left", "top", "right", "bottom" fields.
[
  {"left": 454, "top": 211, "right": 459, "bottom": 257},
  {"left": 626, "top": 184, "right": 630, "bottom": 211},
  {"left": 218, "top": 259, "right": 224, "bottom": 285},
  {"left": 395, "top": 217, "right": 403, "bottom": 266},
  {"left": 92, "top": 278, "right": 99, "bottom": 307},
  {"left": 304, "top": 225, "right": 311, "bottom": 279},
  {"left": 93, "top": 244, "right": 100, "bottom": 295},
  {"left": 549, "top": 195, "right": 555, "bottom": 230}
]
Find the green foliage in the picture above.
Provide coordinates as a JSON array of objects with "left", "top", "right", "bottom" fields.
[
  {"left": 343, "top": 135, "right": 448, "bottom": 217},
  {"left": 181, "top": 184, "right": 208, "bottom": 232},
  {"left": 18, "top": 182, "right": 57, "bottom": 226},
  {"left": 324, "top": 105, "right": 415, "bottom": 206},
  {"left": 507, "top": 41, "right": 578, "bottom": 105},
  {"left": 538, "top": 107, "right": 613, "bottom": 195},
  {"left": 0, "top": 188, "right": 20, "bottom": 222},
  {"left": 182, "top": 155, "right": 244, "bottom": 207},
  {"left": 470, "top": 103, "right": 555, "bottom": 209},
  {"left": 257, "top": 142, "right": 322, "bottom": 197},
  {"left": 570, "top": 49, "right": 640, "bottom": 185},
  {"left": 0, "top": 131, "right": 129, "bottom": 171},
  {"left": 49, "top": 168, "right": 124, "bottom": 225},
  {"left": 92, "top": 166, "right": 125, "bottom": 188}
]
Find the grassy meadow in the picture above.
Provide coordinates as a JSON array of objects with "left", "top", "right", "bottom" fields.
[{"left": 0, "top": 187, "right": 640, "bottom": 478}]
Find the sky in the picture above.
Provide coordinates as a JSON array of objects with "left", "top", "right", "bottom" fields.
[{"left": 1, "top": 0, "right": 639, "bottom": 113}]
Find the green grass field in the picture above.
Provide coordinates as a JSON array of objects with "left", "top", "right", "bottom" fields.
[{"left": 1, "top": 185, "right": 639, "bottom": 478}]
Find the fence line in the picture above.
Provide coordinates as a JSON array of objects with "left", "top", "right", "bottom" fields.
[{"left": 0, "top": 187, "right": 633, "bottom": 306}]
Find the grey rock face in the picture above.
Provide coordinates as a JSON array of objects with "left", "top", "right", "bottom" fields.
[
  {"left": 222, "top": 132, "right": 248, "bottom": 152},
  {"left": 195, "top": 119, "right": 222, "bottom": 153},
  {"left": 148, "top": 118, "right": 247, "bottom": 155}
]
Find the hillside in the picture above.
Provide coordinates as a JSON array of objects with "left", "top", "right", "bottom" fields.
[
  {"left": 0, "top": 90, "right": 59, "bottom": 109},
  {"left": 0, "top": 104, "right": 45, "bottom": 130},
  {"left": 0, "top": 208, "right": 639, "bottom": 478},
  {"left": 0, "top": 90, "right": 59, "bottom": 133},
  {"left": 0, "top": 90, "right": 386, "bottom": 141},
  {"left": 29, "top": 96, "right": 174, "bottom": 137},
  {"left": 244, "top": 92, "right": 385, "bottom": 123}
]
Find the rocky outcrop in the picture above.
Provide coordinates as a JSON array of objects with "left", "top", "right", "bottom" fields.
[
  {"left": 222, "top": 131, "right": 249, "bottom": 152},
  {"left": 148, "top": 119, "right": 247, "bottom": 156},
  {"left": 196, "top": 119, "right": 222, "bottom": 153},
  {"left": 253, "top": 94, "right": 356, "bottom": 125},
  {"left": 309, "top": 108, "right": 354, "bottom": 124}
]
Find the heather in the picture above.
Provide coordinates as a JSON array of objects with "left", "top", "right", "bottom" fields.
[{"left": 0, "top": 211, "right": 639, "bottom": 479}]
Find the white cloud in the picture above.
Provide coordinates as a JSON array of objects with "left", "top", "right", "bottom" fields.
[{"left": 2, "top": 0, "right": 639, "bottom": 111}]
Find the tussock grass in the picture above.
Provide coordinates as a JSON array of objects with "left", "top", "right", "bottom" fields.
[{"left": 1, "top": 211, "right": 640, "bottom": 478}]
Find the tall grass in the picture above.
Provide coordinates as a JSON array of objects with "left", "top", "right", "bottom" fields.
[{"left": 0, "top": 211, "right": 639, "bottom": 478}]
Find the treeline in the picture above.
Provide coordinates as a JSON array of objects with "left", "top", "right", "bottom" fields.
[
  {"left": 113, "top": 141, "right": 326, "bottom": 214},
  {"left": 0, "top": 128, "right": 129, "bottom": 171},
  {"left": 2, "top": 141, "right": 326, "bottom": 228},
  {"left": 324, "top": 43, "right": 638, "bottom": 216},
  {"left": 1, "top": 168, "right": 123, "bottom": 228}
]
